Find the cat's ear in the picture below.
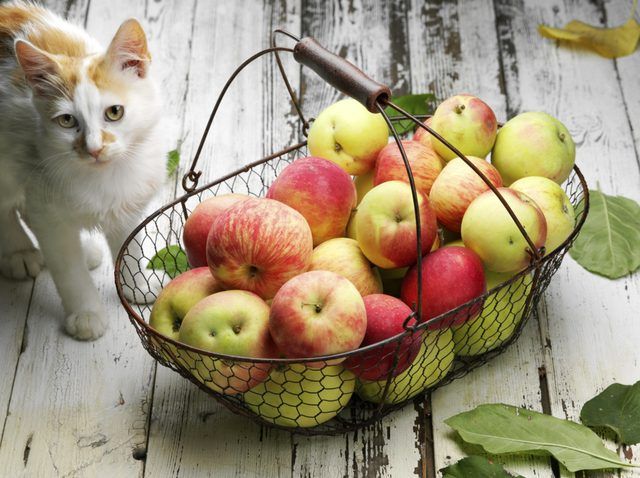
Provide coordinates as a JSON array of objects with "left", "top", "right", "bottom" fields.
[
  {"left": 14, "top": 40, "right": 61, "bottom": 96},
  {"left": 106, "top": 19, "right": 150, "bottom": 78}
]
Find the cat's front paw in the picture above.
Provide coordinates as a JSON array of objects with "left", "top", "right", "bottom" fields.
[
  {"left": 121, "top": 271, "right": 163, "bottom": 305},
  {"left": 0, "top": 249, "right": 44, "bottom": 280},
  {"left": 65, "top": 309, "right": 108, "bottom": 341}
]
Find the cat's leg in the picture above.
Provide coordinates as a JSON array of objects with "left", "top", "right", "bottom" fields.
[
  {"left": 81, "top": 232, "right": 104, "bottom": 271},
  {"left": 0, "top": 186, "right": 43, "bottom": 280},
  {"left": 29, "top": 214, "right": 107, "bottom": 340}
]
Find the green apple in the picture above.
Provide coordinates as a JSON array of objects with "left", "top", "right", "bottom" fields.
[
  {"left": 453, "top": 270, "right": 532, "bottom": 356},
  {"left": 510, "top": 176, "right": 575, "bottom": 254},
  {"left": 491, "top": 112, "right": 575, "bottom": 185},
  {"left": 309, "top": 238, "right": 382, "bottom": 296},
  {"left": 354, "top": 170, "right": 375, "bottom": 205},
  {"left": 357, "top": 329, "right": 455, "bottom": 404},
  {"left": 461, "top": 188, "right": 547, "bottom": 273},
  {"left": 178, "top": 290, "right": 278, "bottom": 395},
  {"left": 307, "top": 98, "right": 389, "bottom": 175},
  {"left": 243, "top": 363, "right": 356, "bottom": 427}
]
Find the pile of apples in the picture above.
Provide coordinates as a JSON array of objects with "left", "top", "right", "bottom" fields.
[{"left": 148, "top": 94, "right": 577, "bottom": 428}]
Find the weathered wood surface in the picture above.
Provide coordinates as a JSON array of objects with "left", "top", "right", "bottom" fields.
[{"left": 0, "top": 0, "right": 638, "bottom": 477}]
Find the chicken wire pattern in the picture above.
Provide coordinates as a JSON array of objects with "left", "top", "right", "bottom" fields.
[{"left": 116, "top": 142, "right": 588, "bottom": 435}]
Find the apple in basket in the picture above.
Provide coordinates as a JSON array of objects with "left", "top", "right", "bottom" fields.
[
  {"left": 178, "top": 290, "right": 278, "bottom": 395},
  {"left": 429, "top": 156, "right": 503, "bottom": 233},
  {"left": 307, "top": 98, "right": 389, "bottom": 175},
  {"left": 355, "top": 181, "right": 438, "bottom": 269},
  {"left": 354, "top": 169, "right": 375, "bottom": 205},
  {"left": 243, "top": 363, "right": 356, "bottom": 428},
  {"left": 149, "top": 267, "right": 221, "bottom": 359},
  {"left": 491, "top": 111, "right": 575, "bottom": 186},
  {"left": 429, "top": 94, "right": 498, "bottom": 161},
  {"left": 308, "top": 238, "right": 382, "bottom": 296},
  {"left": 206, "top": 198, "right": 313, "bottom": 299},
  {"left": 357, "top": 328, "right": 455, "bottom": 404},
  {"left": 461, "top": 188, "right": 547, "bottom": 273},
  {"left": 266, "top": 156, "right": 357, "bottom": 245},
  {"left": 401, "top": 246, "right": 486, "bottom": 328},
  {"left": 344, "top": 294, "right": 421, "bottom": 381},
  {"left": 374, "top": 140, "right": 444, "bottom": 196},
  {"left": 268, "top": 271, "right": 367, "bottom": 362},
  {"left": 183, "top": 193, "right": 249, "bottom": 267}
]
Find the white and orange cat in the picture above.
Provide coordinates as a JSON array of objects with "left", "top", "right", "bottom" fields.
[{"left": 0, "top": 3, "right": 165, "bottom": 340}]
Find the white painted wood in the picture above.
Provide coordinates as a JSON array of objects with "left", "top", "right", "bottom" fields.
[
  {"left": 407, "top": 0, "right": 553, "bottom": 475},
  {"left": 494, "top": 1, "right": 640, "bottom": 476}
]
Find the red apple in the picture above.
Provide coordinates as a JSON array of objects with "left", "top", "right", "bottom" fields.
[
  {"left": 429, "top": 156, "right": 503, "bottom": 233},
  {"left": 374, "top": 140, "right": 444, "bottom": 196},
  {"left": 412, "top": 117, "right": 433, "bottom": 143},
  {"left": 401, "top": 246, "right": 486, "bottom": 328},
  {"left": 344, "top": 294, "right": 421, "bottom": 381},
  {"left": 206, "top": 198, "right": 313, "bottom": 299},
  {"left": 269, "top": 270, "right": 366, "bottom": 361},
  {"left": 183, "top": 194, "right": 249, "bottom": 267},
  {"left": 267, "top": 156, "right": 357, "bottom": 245}
]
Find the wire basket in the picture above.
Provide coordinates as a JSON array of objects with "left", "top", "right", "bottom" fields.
[{"left": 115, "top": 31, "right": 589, "bottom": 435}]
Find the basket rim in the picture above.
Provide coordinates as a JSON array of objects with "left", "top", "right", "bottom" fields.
[{"left": 115, "top": 154, "right": 589, "bottom": 365}]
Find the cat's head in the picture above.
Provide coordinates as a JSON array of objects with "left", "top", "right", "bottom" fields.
[{"left": 14, "top": 19, "right": 161, "bottom": 165}]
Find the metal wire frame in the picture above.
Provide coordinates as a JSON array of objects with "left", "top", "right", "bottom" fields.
[{"left": 114, "top": 31, "right": 590, "bottom": 436}]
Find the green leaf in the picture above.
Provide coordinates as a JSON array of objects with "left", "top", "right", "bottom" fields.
[
  {"left": 147, "top": 245, "right": 188, "bottom": 278},
  {"left": 581, "top": 381, "right": 640, "bottom": 445},
  {"left": 167, "top": 149, "right": 180, "bottom": 177},
  {"left": 384, "top": 93, "right": 436, "bottom": 135},
  {"left": 440, "top": 456, "right": 525, "bottom": 478},
  {"left": 569, "top": 190, "right": 640, "bottom": 279},
  {"left": 445, "top": 404, "right": 638, "bottom": 472}
]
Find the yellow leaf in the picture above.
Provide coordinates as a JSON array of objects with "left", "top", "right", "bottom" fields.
[{"left": 538, "top": 0, "right": 640, "bottom": 58}]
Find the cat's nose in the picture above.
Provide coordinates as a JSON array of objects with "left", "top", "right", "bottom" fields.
[{"left": 88, "top": 147, "right": 103, "bottom": 160}]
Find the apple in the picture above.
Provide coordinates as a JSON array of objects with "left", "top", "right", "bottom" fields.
[
  {"left": 344, "top": 294, "right": 420, "bottom": 380},
  {"left": 491, "top": 111, "right": 575, "bottom": 185},
  {"left": 356, "top": 328, "right": 455, "bottom": 404},
  {"left": 309, "top": 238, "right": 382, "bottom": 296},
  {"left": 354, "top": 170, "right": 375, "bottom": 205},
  {"left": 266, "top": 156, "right": 357, "bottom": 245},
  {"left": 355, "top": 181, "right": 438, "bottom": 269},
  {"left": 178, "top": 290, "right": 278, "bottom": 395},
  {"left": 346, "top": 210, "right": 358, "bottom": 240},
  {"left": 378, "top": 266, "right": 408, "bottom": 298},
  {"left": 453, "top": 270, "right": 532, "bottom": 356},
  {"left": 461, "top": 188, "right": 547, "bottom": 273},
  {"left": 269, "top": 270, "right": 367, "bottom": 360},
  {"left": 429, "top": 94, "right": 497, "bottom": 161},
  {"left": 243, "top": 364, "right": 355, "bottom": 427},
  {"left": 401, "top": 246, "right": 486, "bottom": 328},
  {"left": 429, "top": 156, "right": 503, "bottom": 233},
  {"left": 183, "top": 194, "right": 249, "bottom": 267},
  {"left": 206, "top": 198, "right": 313, "bottom": 299},
  {"left": 412, "top": 117, "right": 433, "bottom": 144},
  {"left": 374, "top": 140, "right": 444, "bottom": 195},
  {"left": 307, "top": 98, "right": 389, "bottom": 175},
  {"left": 510, "top": 176, "right": 575, "bottom": 253}
]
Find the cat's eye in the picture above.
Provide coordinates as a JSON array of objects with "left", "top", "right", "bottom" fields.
[
  {"left": 55, "top": 114, "right": 78, "bottom": 129},
  {"left": 105, "top": 105, "right": 124, "bottom": 122}
]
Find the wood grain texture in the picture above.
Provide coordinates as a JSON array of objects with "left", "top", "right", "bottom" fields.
[{"left": 494, "top": 0, "right": 640, "bottom": 476}]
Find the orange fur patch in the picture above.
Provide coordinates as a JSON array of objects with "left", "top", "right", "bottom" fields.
[{"left": 102, "top": 130, "right": 115, "bottom": 145}]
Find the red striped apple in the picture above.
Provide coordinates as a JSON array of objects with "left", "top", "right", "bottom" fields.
[
  {"left": 178, "top": 290, "right": 277, "bottom": 395},
  {"left": 266, "top": 156, "right": 356, "bottom": 245},
  {"left": 269, "top": 270, "right": 366, "bottom": 361},
  {"left": 344, "top": 294, "right": 420, "bottom": 381},
  {"left": 309, "top": 238, "right": 382, "bottom": 296},
  {"left": 491, "top": 112, "right": 575, "bottom": 185},
  {"left": 401, "top": 246, "right": 486, "bottom": 328},
  {"left": 430, "top": 94, "right": 497, "bottom": 161},
  {"left": 206, "top": 198, "right": 313, "bottom": 299},
  {"left": 429, "top": 156, "right": 503, "bottom": 233},
  {"left": 461, "top": 188, "right": 547, "bottom": 273},
  {"left": 183, "top": 194, "right": 249, "bottom": 267},
  {"left": 412, "top": 117, "right": 433, "bottom": 144},
  {"left": 307, "top": 98, "right": 389, "bottom": 175},
  {"left": 374, "top": 140, "right": 444, "bottom": 195},
  {"left": 355, "top": 181, "right": 437, "bottom": 269}
]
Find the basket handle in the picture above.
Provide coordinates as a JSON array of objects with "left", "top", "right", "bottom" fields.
[{"left": 293, "top": 37, "right": 391, "bottom": 113}]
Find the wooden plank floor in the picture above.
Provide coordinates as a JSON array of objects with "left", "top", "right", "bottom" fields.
[{"left": 0, "top": 0, "right": 638, "bottom": 476}]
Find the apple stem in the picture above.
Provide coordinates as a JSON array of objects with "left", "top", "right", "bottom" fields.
[
  {"left": 301, "top": 302, "right": 323, "bottom": 313},
  {"left": 454, "top": 104, "right": 466, "bottom": 114}
]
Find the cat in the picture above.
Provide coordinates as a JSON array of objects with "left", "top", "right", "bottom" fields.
[{"left": 0, "top": 2, "right": 166, "bottom": 340}]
